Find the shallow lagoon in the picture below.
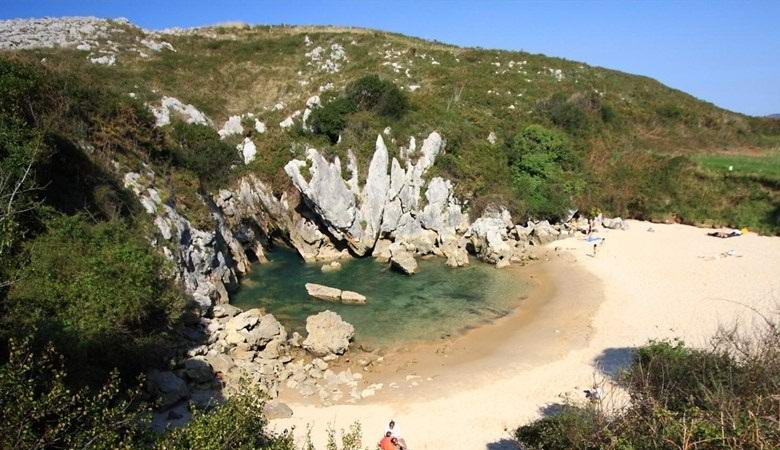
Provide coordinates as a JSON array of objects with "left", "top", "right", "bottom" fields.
[{"left": 232, "top": 248, "right": 531, "bottom": 346}]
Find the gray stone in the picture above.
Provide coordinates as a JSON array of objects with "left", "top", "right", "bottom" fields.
[
  {"left": 340, "top": 290, "right": 367, "bottom": 305},
  {"left": 263, "top": 401, "right": 293, "bottom": 420},
  {"left": 182, "top": 358, "right": 213, "bottom": 384},
  {"left": 213, "top": 304, "right": 241, "bottom": 319},
  {"left": 147, "top": 370, "right": 189, "bottom": 408}
]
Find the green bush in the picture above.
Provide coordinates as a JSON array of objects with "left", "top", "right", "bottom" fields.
[
  {"left": 547, "top": 93, "right": 589, "bottom": 133},
  {"left": 0, "top": 339, "right": 149, "bottom": 450},
  {"left": 308, "top": 96, "right": 357, "bottom": 144},
  {"left": 6, "top": 214, "right": 182, "bottom": 384},
  {"left": 167, "top": 121, "right": 239, "bottom": 187},
  {"left": 516, "top": 316, "right": 780, "bottom": 449},
  {"left": 345, "top": 74, "right": 408, "bottom": 118},
  {"left": 155, "top": 389, "right": 295, "bottom": 450},
  {"left": 508, "top": 125, "right": 585, "bottom": 219}
]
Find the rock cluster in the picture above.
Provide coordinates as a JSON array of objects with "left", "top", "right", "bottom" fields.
[
  {"left": 0, "top": 17, "right": 175, "bottom": 64},
  {"left": 147, "top": 304, "right": 361, "bottom": 429}
]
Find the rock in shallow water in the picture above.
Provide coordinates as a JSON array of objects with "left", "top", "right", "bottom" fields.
[
  {"left": 389, "top": 243, "right": 418, "bottom": 274},
  {"left": 305, "top": 283, "right": 342, "bottom": 301}
]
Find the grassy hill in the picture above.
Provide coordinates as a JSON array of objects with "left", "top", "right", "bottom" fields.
[{"left": 3, "top": 20, "right": 779, "bottom": 232}]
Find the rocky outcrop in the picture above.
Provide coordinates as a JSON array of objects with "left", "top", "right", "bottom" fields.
[
  {"left": 302, "top": 311, "right": 355, "bottom": 357},
  {"left": 124, "top": 171, "right": 238, "bottom": 309},
  {"left": 389, "top": 243, "right": 418, "bottom": 274},
  {"left": 466, "top": 207, "right": 515, "bottom": 267}
]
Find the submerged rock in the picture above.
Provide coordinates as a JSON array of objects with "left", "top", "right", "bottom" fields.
[
  {"left": 320, "top": 261, "right": 342, "bottom": 273},
  {"left": 303, "top": 310, "right": 355, "bottom": 356}
]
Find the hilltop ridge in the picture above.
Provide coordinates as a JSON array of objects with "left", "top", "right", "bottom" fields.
[{"left": 1, "top": 16, "right": 778, "bottom": 234}]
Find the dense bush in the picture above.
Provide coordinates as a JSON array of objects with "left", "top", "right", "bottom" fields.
[
  {"left": 5, "top": 214, "right": 182, "bottom": 384},
  {"left": 308, "top": 96, "right": 357, "bottom": 144},
  {"left": 515, "top": 315, "right": 780, "bottom": 449},
  {"left": 507, "top": 125, "right": 585, "bottom": 219},
  {"left": 345, "top": 74, "right": 409, "bottom": 119},
  {"left": 309, "top": 74, "right": 408, "bottom": 143},
  {"left": 0, "top": 339, "right": 149, "bottom": 450},
  {"left": 166, "top": 121, "right": 239, "bottom": 187},
  {"left": 546, "top": 93, "right": 590, "bottom": 134},
  {"left": 155, "top": 390, "right": 295, "bottom": 450}
]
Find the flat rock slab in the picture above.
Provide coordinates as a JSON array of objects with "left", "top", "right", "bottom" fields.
[
  {"left": 340, "top": 290, "right": 367, "bottom": 304},
  {"left": 305, "top": 283, "right": 367, "bottom": 304},
  {"left": 305, "top": 283, "right": 342, "bottom": 301}
]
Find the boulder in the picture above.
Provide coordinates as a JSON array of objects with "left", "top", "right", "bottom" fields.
[
  {"left": 530, "top": 220, "right": 558, "bottom": 245},
  {"left": 263, "top": 401, "right": 293, "bottom": 420},
  {"left": 389, "top": 243, "right": 418, "bottom": 274},
  {"left": 602, "top": 217, "right": 627, "bottom": 230},
  {"left": 213, "top": 304, "right": 241, "bottom": 319},
  {"left": 182, "top": 358, "right": 214, "bottom": 384},
  {"left": 373, "top": 238, "right": 393, "bottom": 262},
  {"left": 467, "top": 208, "right": 514, "bottom": 266},
  {"left": 440, "top": 233, "right": 469, "bottom": 267},
  {"left": 302, "top": 310, "right": 355, "bottom": 356},
  {"left": 305, "top": 283, "right": 342, "bottom": 302},
  {"left": 147, "top": 370, "right": 189, "bottom": 408}
]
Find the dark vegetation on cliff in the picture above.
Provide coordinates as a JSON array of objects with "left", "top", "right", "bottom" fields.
[
  {"left": 0, "top": 59, "right": 299, "bottom": 448},
  {"left": 1, "top": 20, "right": 780, "bottom": 449}
]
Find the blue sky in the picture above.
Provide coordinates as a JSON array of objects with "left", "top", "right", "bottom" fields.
[{"left": 3, "top": 1, "right": 778, "bottom": 116}]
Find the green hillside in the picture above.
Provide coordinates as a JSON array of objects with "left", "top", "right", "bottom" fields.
[{"left": 4, "top": 21, "right": 778, "bottom": 232}]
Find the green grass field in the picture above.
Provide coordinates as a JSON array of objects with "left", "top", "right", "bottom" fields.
[{"left": 692, "top": 150, "right": 780, "bottom": 181}]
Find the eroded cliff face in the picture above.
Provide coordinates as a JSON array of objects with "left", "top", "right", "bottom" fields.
[{"left": 121, "top": 127, "right": 588, "bottom": 312}]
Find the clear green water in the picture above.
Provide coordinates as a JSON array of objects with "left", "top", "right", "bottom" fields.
[{"left": 232, "top": 247, "right": 531, "bottom": 346}]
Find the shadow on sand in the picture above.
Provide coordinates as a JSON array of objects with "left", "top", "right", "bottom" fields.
[{"left": 593, "top": 346, "right": 636, "bottom": 379}]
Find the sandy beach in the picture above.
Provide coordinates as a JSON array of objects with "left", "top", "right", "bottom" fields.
[{"left": 271, "top": 220, "right": 780, "bottom": 449}]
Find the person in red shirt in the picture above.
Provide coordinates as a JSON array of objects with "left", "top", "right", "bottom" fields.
[{"left": 379, "top": 431, "right": 395, "bottom": 450}]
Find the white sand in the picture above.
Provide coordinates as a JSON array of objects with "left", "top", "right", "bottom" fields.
[{"left": 272, "top": 220, "right": 780, "bottom": 449}]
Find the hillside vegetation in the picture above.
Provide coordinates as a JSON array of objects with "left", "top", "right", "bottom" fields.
[
  {"left": 516, "top": 315, "right": 780, "bottom": 449},
  {"left": 0, "top": 18, "right": 779, "bottom": 449},
  {"left": 3, "top": 20, "right": 778, "bottom": 232}
]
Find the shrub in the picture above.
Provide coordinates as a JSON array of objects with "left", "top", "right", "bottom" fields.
[
  {"left": 0, "top": 338, "right": 149, "bottom": 450},
  {"left": 308, "top": 96, "right": 357, "bottom": 144},
  {"left": 516, "top": 314, "right": 780, "bottom": 449},
  {"left": 345, "top": 74, "right": 408, "bottom": 118},
  {"left": 6, "top": 214, "right": 182, "bottom": 384},
  {"left": 508, "top": 125, "right": 585, "bottom": 219},
  {"left": 547, "top": 93, "right": 589, "bottom": 133},
  {"left": 657, "top": 104, "right": 684, "bottom": 121},
  {"left": 167, "top": 121, "right": 239, "bottom": 187},
  {"left": 155, "top": 388, "right": 295, "bottom": 450}
]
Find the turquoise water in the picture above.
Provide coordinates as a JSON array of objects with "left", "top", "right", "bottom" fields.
[{"left": 231, "top": 248, "right": 530, "bottom": 346}]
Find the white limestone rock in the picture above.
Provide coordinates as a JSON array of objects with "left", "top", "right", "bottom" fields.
[{"left": 303, "top": 311, "right": 355, "bottom": 357}]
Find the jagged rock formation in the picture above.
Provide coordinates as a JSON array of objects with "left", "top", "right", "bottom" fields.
[{"left": 285, "top": 131, "right": 469, "bottom": 262}]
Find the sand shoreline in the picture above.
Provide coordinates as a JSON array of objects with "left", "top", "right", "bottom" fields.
[{"left": 272, "top": 220, "right": 780, "bottom": 449}]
